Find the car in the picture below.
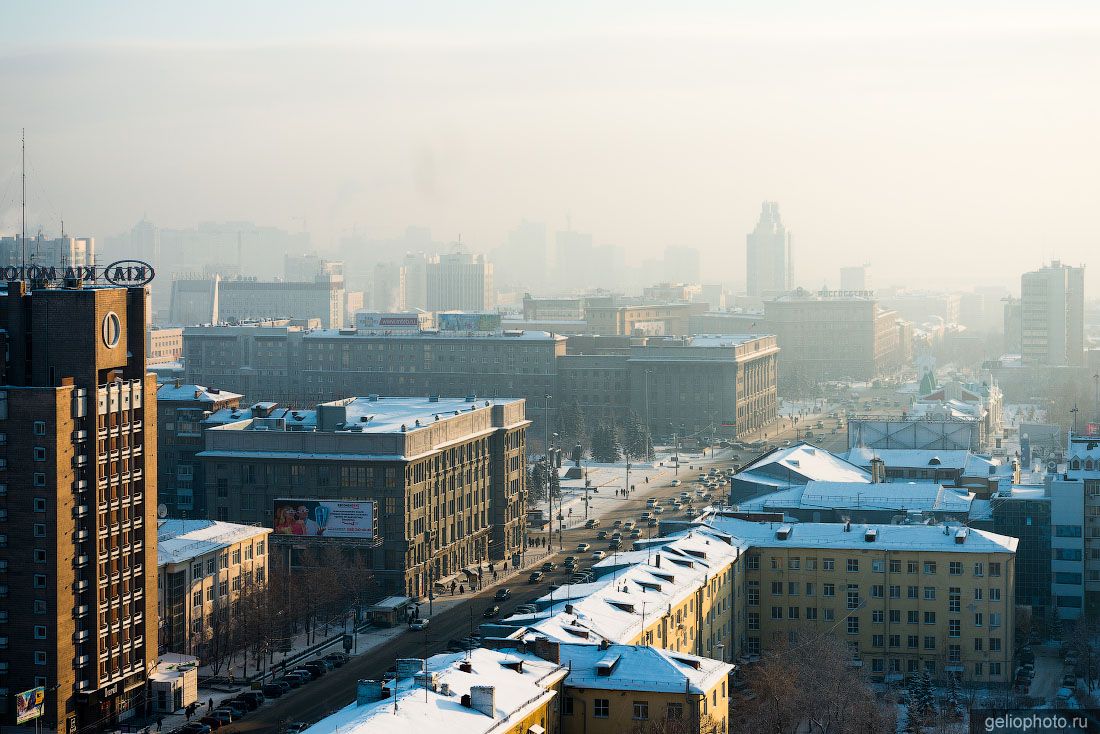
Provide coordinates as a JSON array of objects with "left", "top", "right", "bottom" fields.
[
  {"left": 563, "top": 555, "right": 577, "bottom": 564},
  {"left": 585, "top": 518, "right": 601, "bottom": 528},
  {"left": 679, "top": 492, "right": 690, "bottom": 500},
  {"left": 576, "top": 543, "right": 591, "bottom": 552},
  {"left": 483, "top": 605, "right": 501, "bottom": 618},
  {"left": 596, "top": 530, "right": 609, "bottom": 540},
  {"left": 218, "top": 701, "right": 248, "bottom": 717},
  {"left": 647, "top": 519, "right": 658, "bottom": 528},
  {"left": 494, "top": 588, "right": 512, "bottom": 601},
  {"left": 230, "top": 694, "right": 262, "bottom": 711},
  {"left": 646, "top": 498, "right": 658, "bottom": 508},
  {"left": 410, "top": 617, "right": 430, "bottom": 631},
  {"left": 278, "top": 675, "right": 305, "bottom": 689},
  {"left": 591, "top": 551, "right": 606, "bottom": 560},
  {"left": 608, "top": 540, "right": 622, "bottom": 551},
  {"left": 200, "top": 715, "right": 229, "bottom": 730},
  {"left": 262, "top": 683, "right": 290, "bottom": 698},
  {"left": 528, "top": 571, "right": 545, "bottom": 583},
  {"left": 213, "top": 708, "right": 241, "bottom": 722},
  {"left": 290, "top": 667, "right": 320, "bottom": 680},
  {"left": 654, "top": 506, "right": 664, "bottom": 514},
  {"left": 302, "top": 662, "right": 328, "bottom": 677},
  {"left": 629, "top": 529, "right": 642, "bottom": 538},
  {"left": 670, "top": 479, "right": 681, "bottom": 487},
  {"left": 640, "top": 512, "right": 651, "bottom": 521},
  {"left": 324, "top": 652, "right": 349, "bottom": 667},
  {"left": 541, "top": 561, "right": 555, "bottom": 572},
  {"left": 515, "top": 604, "right": 537, "bottom": 614},
  {"left": 180, "top": 725, "right": 213, "bottom": 734},
  {"left": 612, "top": 519, "right": 623, "bottom": 528},
  {"left": 611, "top": 531, "right": 622, "bottom": 540},
  {"left": 697, "top": 474, "right": 706, "bottom": 481}
]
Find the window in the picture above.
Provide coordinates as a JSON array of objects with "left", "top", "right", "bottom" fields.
[
  {"left": 923, "top": 587, "right": 936, "bottom": 601},
  {"left": 847, "top": 616, "right": 859, "bottom": 634},
  {"left": 873, "top": 610, "right": 884, "bottom": 623},
  {"left": 771, "top": 606, "right": 783, "bottom": 620},
  {"left": 872, "top": 634, "right": 884, "bottom": 647},
  {"left": 667, "top": 703, "right": 683, "bottom": 720},
  {"left": 889, "top": 585, "right": 901, "bottom": 599},
  {"left": 975, "top": 638, "right": 984, "bottom": 651},
  {"left": 806, "top": 607, "right": 818, "bottom": 620},
  {"left": 823, "top": 558, "right": 835, "bottom": 571},
  {"left": 805, "top": 582, "right": 815, "bottom": 596},
  {"left": 788, "top": 606, "right": 799, "bottom": 619},
  {"left": 949, "top": 620, "right": 960, "bottom": 637},
  {"left": 889, "top": 634, "right": 901, "bottom": 648},
  {"left": 907, "top": 585, "right": 918, "bottom": 599},
  {"left": 907, "top": 561, "right": 918, "bottom": 573},
  {"left": 990, "top": 663, "right": 1002, "bottom": 676},
  {"left": 990, "top": 612, "right": 1001, "bottom": 628},
  {"left": 847, "top": 559, "right": 859, "bottom": 572},
  {"left": 788, "top": 557, "right": 800, "bottom": 570},
  {"left": 563, "top": 697, "right": 574, "bottom": 716},
  {"left": 974, "top": 588, "right": 983, "bottom": 601},
  {"left": 33, "top": 524, "right": 45, "bottom": 538},
  {"left": 948, "top": 644, "right": 961, "bottom": 663},
  {"left": 924, "top": 611, "right": 936, "bottom": 625},
  {"left": 924, "top": 636, "right": 936, "bottom": 650},
  {"left": 990, "top": 588, "right": 1001, "bottom": 602},
  {"left": 771, "top": 581, "right": 783, "bottom": 595},
  {"left": 34, "top": 626, "right": 47, "bottom": 639},
  {"left": 33, "top": 447, "right": 46, "bottom": 461},
  {"left": 206, "top": 559, "right": 216, "bottom": 574},
  {"left": 907, "top": 635, "right": 918, "bottom": 649},
  {"left": 34, "top": 651, "right": 47, "bottom": 666},
  {"left": 872, "top": 658, "right": 885, "bottom": 673},
  {"left": 1055, "top": 525, "right": 1083, "bottom": 537},
  {"left": 974, "top": 613, "right": 983, "bottom": 628},
  {"left": 990, "top": 563, "right": 1001, "bottom": 577},
  {"left": 33, "top": 574, "right": 46, "bottom": 589},
  {"left": 787, "top": 582, "right": 799, "bottom": 596},
  {"left": 973, "top": 562, "right": 984, "bottom": 577},
  {"left": 219, "top": 580, "right": 228, "bottom": 597},
  {"left": 923, "top": 562, "right": 936, "bottom": 575},
  {"left": 990, "top": 638, "right": 1002, "bottom": 652},
  {"left": 889, "top": 610, "right": 900, "bottom": 623},
  {"left": 889, "top": 560, "right": 902, "bottom": 573},
  {"left": 33, "top": 600, "right": 45, "bottom": 615},
  {"left": 823, "top": 608, "right": 835, "bottom": 621},
  {"left": 33, "top": 549, "right": 46, "bottom": 563},
  {"left": 872, "top": 560, "right": 885, "bottom": 573},
  {"left": 871, "top": 585, "right": 884, "bottom": 598},
  {"left": 231, "top": 549, "right": 241, "bottom": 565},
  {"left": 632, "top": 701, "right": 649, "bottom": 721},
  {"left": 949, "top": 562, "right": 962, "bottom": 575},
  {"left": 192, "top": 562, "right": 203, "bottom": 578},
  {"left": 847, "top": 585, "right": 860, "bottom": 610},
  {"left": 33, "top": 497, "right": 46, "bottom": 511},
  {"left": 823, "top": 584, "right": 835, "bottom": 597},
  {"left": 33, "top": 421, "right": 46, "bottom": 436},
  {"left": 908, "top": 611, "right": 919, "bottom": 625},
  {"left": 192, "top": 591, "right": 202, "bottom": 607},
  {"left": 594, "top": 699, "right": 609, "bottom": 718},
  {"left": 747, "top": 612, "right": 759, "bottom": 630},
  {"left": 746, "top": 555, "right": 759, "bottom": 570}
]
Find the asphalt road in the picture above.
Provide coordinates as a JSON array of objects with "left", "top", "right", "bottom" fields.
[{"left": 220, "top": 451, "right": 740, "bottom": 734}]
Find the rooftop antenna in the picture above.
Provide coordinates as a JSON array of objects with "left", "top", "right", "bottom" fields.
[{"left": 21, "top": 128, "right": 26, "bottom": 276}]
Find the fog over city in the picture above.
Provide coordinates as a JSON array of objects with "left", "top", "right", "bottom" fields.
[{"left": 3, "top": 1, "right": 1100, "bottom": 291}]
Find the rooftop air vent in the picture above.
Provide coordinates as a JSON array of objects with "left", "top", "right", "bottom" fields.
[
  {"left": 775, "top": 525, "right": 792, "bottom": 540},
  {"left": 864, "top": 528, "right": 877, "bottom": 543}
]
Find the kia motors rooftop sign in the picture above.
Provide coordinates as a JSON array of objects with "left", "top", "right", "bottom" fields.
[{"left": 2, "top": 259, "right": 155, "bottom": 287}]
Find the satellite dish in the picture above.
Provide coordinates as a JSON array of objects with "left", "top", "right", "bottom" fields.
[{"left": 157, "top": 504, "right": 168, "bottom": 519}]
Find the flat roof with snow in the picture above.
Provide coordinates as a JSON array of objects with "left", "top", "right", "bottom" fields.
[{"left": 157, "top": 519, "right": 271, "bottom": 567}]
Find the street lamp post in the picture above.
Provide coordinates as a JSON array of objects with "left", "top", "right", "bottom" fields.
[
  {"left": 644, "top": 369, "right": 653, "bottom": 462},
  {"left": 544, "top": 394, "right": 552, "bottom": 546}
]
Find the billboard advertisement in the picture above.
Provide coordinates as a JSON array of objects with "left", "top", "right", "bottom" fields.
[
  {"left": 273, "top": 499, "right": 375, "bottom": 539},
  {"left": 355, "top": 311, "right": 429, "bottom": 332},
  {"left": 16, "top": 687, "right": 45, "bottom": 724},
  {"left": 437, "top": 312, "right": 501, "bottom": 332}
]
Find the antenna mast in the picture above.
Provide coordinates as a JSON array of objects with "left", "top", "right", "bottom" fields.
[{"left": 21, "top": 128, "right": 26, "bottom": 274}]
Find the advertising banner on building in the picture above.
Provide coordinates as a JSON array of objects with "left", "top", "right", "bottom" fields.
[
  {"left": 16, "top": 687, "right": 45, "bottom": 724},
  {"left": 355, "top": 311, "right": 429, "bottom": 332},
  {"left": 437, "top": 312, "right": 501, "bottom": 332},
  {"left": 273, "top": 499, "right": 375, "bottom": 538}
]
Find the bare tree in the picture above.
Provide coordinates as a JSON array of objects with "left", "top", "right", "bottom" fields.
[{"left": 731, "top": 633, "right": 896, "bottom": 734}]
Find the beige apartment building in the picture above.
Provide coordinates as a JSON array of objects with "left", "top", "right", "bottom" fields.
[
  {"left": 156, "top": 520, "right": 271, "bottom": 659},
  {"left": 705, "top": 517, "right": 1017, "bottom": 684}
]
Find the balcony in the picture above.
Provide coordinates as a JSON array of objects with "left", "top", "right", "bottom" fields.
[
  {"left": 74, "top": 555, "right": 90, "bottom": 569},
  {"left": 74, "top": 630, "right": 90, "bottom": 643},
  {"left": 73, "top": 605, "right": 90, "bottom": 619},
  {"left": 73, "top": 505, "right": 89, "bottom": 518},
  {"left": 75, "top": 654, "right": 90, "bottom": 667}
]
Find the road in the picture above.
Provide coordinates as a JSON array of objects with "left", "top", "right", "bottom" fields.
[{"left": 221, "top": 451, "right": 740, "bottom": 734}]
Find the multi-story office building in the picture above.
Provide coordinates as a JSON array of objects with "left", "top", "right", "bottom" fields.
[
  {"left": 1020, "top": 261, "right": 1084, "bottom": 366},
  {"left": 703, "top": 516, "right": 1017, "bottom": 684},
  {"left": 746, "top": 201, "right": 792, "bottom": 297},
  {"left": 0, "top": 234, "right": 96, "bottom": 270},
  {"left": 1048, "top": 433, "right": 1100, "bottom": 619},
  {"left": 147, "top": 327, "right": 183, "bottom": 366},
  {"left": 426, "top": 252, "right": 494, "bottom": 311},
  {"left": 764, "top": 289, "right": 900, "bottom": 389},
  {"left": 218, "top": 278, "right": 345, "bottom": 328},
  {"left": 156, "top": 519, "right": 270, "bottom": 659},
  {"left": 183, "top": 323, "right": 566, "bottom": 438},
  {"left": 585, "top": 303, "right": 707, "bottom": 337},
  {"left": 197, "top": 396, "right": 529, "bottom": 597},
  {"left": 0, "top": 281, "right": 157, "bottom": 730},
  {"left": 155, "top": 382, "right": 243, "bottom": 516}
]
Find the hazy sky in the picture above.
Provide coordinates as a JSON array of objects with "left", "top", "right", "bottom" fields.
[{"left": 2, "top": 1, "right": 1099, "bottom": 292}]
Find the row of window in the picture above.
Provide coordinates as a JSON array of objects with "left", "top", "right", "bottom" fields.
[{"left": 753, "top": 555, "right": 1002, "bottom": 577}]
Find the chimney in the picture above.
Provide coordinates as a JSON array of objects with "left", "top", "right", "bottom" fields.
[
  {"left": 470, "top": 686, "right": 496, "bottom": 718},
  {"left": 843, "top": 520, "right": 852, "bottom": 532},
  {"left": 356, "top": 680, "right": 385, "bottom": 705},
  {"left": 869, "top": 457, "right": 886, "bottom": 483},
  {"left": 174, "top": 377, "right": 182, "bottom": 389},
  {"left": 533, "top": 637, "right": 560, "bottom": 663},
  {"left": 440, "top": 682, "right": 453, "bottom": 697},
  {"left": 864, "top": 528, "right": 877, "bottom": 543},
  {"left": 459, "top": 660, "right": 473, "bottom": 673},
  {"left": 654, "top": 553, "right": 661, "bottom": 568}
]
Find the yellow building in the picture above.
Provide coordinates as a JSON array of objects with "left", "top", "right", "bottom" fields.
[
  {"left": 704, "top": 517, "right": 1017, "bottom": 684},
  {"left": 509, "top": 529, "right": 741, "bottom": 662},
  {"left": 300, "top": 648, "right": 568, "bottom": 734},
  {"left": 554, "top": 643, "right": 731, "bottom": 734}
]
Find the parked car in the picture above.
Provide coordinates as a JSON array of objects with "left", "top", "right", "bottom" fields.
[
  {"left": 277, "top": 675, "right": 306, "bottom": 688},
  {"left": 262, "top": 682, "right": 290, "bottom": 698},
  {"left": 200, "top": 715, "right": 230, "bottom": 730},
  {"left": 238, "top": 691, "right": 266, "bottom": 708},
  {"left": 291, "top": 666, "right": 322, "bottom": 680},
  {"left": 528, "top": 571, "right": 545, "bottom": 583},
  {"left": 301, "top": 662, "right": 328, "bottom": 677},
  {"left": 217, "top": 701, "right": 248, "bottom": 718},
  {"left": 541, "top": 561, "right": 556, "bottom": 572},
  {"left": 324, "top": 652, "right": 349, "bottom": 667},
  {"left": 229, "top": 695, "right": 260, "bottom": 712},
  {"left": 410, "top": 617, "right": 430, "bottom": 631},
  {"left": 483, "top": 605, "right": 501, "bottom": 618},
  {"left": 494, "top": 588, "right": 512, "bottom": 601},
  {"left": 180, "top": 725, "right": 212, "bottom": 734}
]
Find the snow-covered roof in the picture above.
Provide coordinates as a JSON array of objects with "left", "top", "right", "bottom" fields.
[
  {"left": 509, "top": 529, "right": 740, "bottom": 645},
  {"left": 844, "top": 447, "right": 1002, "bottom": 476},
  {"left": 559, "top": 644, "right": 732, "bottom": 695},
  {"left": 299, "top": 648, "right": 566, "bottom": 734},
  {"left": 304, "top": 328, "right": 566, "bottom": 342},
  {"left": 736, "top": 480, "right": 974, "bottom": 515},
  {"left": 155, "top": 383, "right": 242, "bottom": 403},
  {"left": 736, "top": 443, "right": 871, "bottom": 485},
  {"left": 156, "top": 519, "right": 270, "bottom": 566},
  {"left": 698, "top": 516, "right": 1018, "bottom": 554}
]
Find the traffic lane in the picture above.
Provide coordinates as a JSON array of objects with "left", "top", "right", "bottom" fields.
[{"left": 222, "top": 578, "right": 562, "bottom": 734}]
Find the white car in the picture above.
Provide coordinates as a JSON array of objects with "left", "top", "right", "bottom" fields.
[
  {"left": 410, "top": 618, "right": 430, "bottom": 631},
  {"left": 591, "top": 551, "right": 606, "bottom": 560},
  {"left": 670, "top": 479, "right": 681, "bottom": 487},
  {"left": 576, "top": 542, "right": 591, "bottom": 552}
]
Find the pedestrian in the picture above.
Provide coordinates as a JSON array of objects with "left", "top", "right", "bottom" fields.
[
  {"left": 459, "top": 584, "right": 465, "bottom": 594},
  {"left": 157, "top": 717, "right": 163, "bottom": 732},
  {"left": 208, "top": 698, "right": 214, "bottom": 713}
]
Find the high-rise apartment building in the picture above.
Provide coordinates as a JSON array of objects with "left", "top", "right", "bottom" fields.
[
  {"left": 0, "top": 235, "right": 96, "bottom": 270},
  {"left": 745, "top": 201, "right": 792, "bottom": 297},
  {"left": 0, "top": 281, "right": 157, "bottom": 731},
  {"left": 426, "top": 251, "right": 495, "bottom": 311},
  {"left": 1020, "top": 261, "right": 1084, "bottom": 366}
]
